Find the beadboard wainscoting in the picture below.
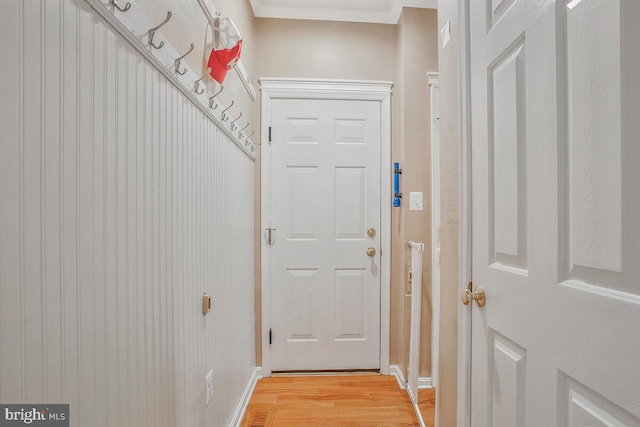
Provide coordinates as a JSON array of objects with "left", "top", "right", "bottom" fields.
[{"left": 0, "top": 1, "right": 256, "bottom": 426}]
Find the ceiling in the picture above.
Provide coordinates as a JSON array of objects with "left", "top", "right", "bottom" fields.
[{"left": 249, "top": 0, "right": 438, "bottom": 25}]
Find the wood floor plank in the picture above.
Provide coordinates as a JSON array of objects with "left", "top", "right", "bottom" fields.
[
  {"left": 418, "top": 389, "right": 436, "bottom": 427},
  {"left": 241, "top": 374, "right": 436, "bottom": 427}
]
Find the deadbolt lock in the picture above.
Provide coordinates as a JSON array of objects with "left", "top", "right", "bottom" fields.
[
  {"left": 367, "top": 247, "right": 377, "bottom": 257},
  {"left": 367, "top": 227, "right": 377, "bottom": 238},
  {"left": 461, "top": 282, "right": 486, "bottom": 308}
]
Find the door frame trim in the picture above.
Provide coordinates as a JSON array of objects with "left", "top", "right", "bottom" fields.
[
  {"left": 427, "top": 71, "right": 441, "bottom": 427},
  {"left": 457, "top": 1, "right": 473, "bottom": 426},
  {"left": 259, "top": 77, "right": 393, "bottom": 377}
]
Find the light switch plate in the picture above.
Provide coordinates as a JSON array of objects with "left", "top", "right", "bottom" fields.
[
  {"left": 409, "top": 192, "right": 423, "bottom": 211},
  {"left": 205, "top": 370, "right": 213, "bottom": 406}
]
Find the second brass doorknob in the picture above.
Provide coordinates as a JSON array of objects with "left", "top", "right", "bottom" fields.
[{"left": 367, "top": 247, "right": 376, "bottom": 257}]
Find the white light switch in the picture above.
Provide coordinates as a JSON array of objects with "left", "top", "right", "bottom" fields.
[{"left": 409, "top": 192, "right": 423, "bottom": 211}]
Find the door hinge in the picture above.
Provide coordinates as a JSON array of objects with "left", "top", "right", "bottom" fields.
[
  {"left": 269, "top": 329, "right": 272, "bottom": 345},
  {"left": 268, "top": 126, "right": 272, "bottom": 142}
]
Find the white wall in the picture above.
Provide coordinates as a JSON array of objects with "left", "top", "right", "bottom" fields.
[{"left": 0, "top": 1, "right": 256, "bottom": 426}]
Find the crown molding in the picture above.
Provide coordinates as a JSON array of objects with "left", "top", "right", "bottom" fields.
[{"left": 250, "top": 0, "right": 437, "bottom": 25}]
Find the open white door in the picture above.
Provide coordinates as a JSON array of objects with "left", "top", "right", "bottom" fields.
[{"left": 468, "top": 1, "right": 640, "bottom": 426}]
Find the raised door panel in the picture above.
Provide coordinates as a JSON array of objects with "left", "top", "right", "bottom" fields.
[
  {"left": 559, "top": 374, "right": 640, "bottom": 427},
  {"left": 558, "top": 0, "right": 640, "bottom": 300},
  {"left": 334, "top": 269, "right": 367, "bottom": 341},
  {"left": 284, "top": 269, "right": 321, "bottom": 342},
  {"left": 490, "top": 332, "right": 527, "bottom": 427},
  {"left": 488, "top": 40, "right": 527, "bottom": 272},
  {"left": 334, "top": 167, "right": 366, "bottom": 240},
  {"left": 285, "top": 167, "right": 320, "bottom": 241}
]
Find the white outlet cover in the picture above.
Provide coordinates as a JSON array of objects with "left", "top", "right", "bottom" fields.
[
  {"left": 205, "top": 370, "right": 214, "bottom": 406},
  {"left": 409, "top": 192, "right": 423, "bottom": 211}
]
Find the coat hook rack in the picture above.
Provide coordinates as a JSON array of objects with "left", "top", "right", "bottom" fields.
[
  {"left": 208, "top": 85, "right": 224, "bottom": 109},
  {"left": 148, "top": 11, "right": 172, "bottom": 49},
  {"left": 221, "top": 101, "right": 234, "bottom": 121},
  {"left": 174, "top": 43, "right": 194, "bottom": 76},
  {"left": 230, "top": 112, "right": 243, "bottom": 130},
  {"left": 112, "top": 0, "right": 131, "bottom": 12},
  {"left": 194, "top": 68, "right": 211, "bottom": 95}
]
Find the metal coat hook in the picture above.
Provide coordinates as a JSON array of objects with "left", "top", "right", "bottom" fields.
[
  {"left": 148, "top": 12, "right": 172, "bottom": 50},
  {"left": 245, "top": 130, "right": 255, "bottom": 139},
  {"left": 194, "top": 68, "right": 211, "bottom": 95},
  {"left": 221, "top": 101, "right": 234, "bottom": 121},
  {"left": 174, "top": 43, "right": 194, "bottom": 76},
  {"left": 112, "top": 0, "right": 131, "bottom": 12},
  {"left": 239, "top": 123, "right": 250, "bottom": 134},
  {"left": 230, "top": 112, "right": 243, "bottom": 130},
  {"left": 208, "top": 85, "right": 224, "bottom": 109}
]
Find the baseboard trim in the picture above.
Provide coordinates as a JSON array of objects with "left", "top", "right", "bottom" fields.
[
  {"left": 229, "top": 367, "right": 262, "bottom": 427},
  {"left": 391, "top": 367, "right": 433, "bottom": 427},
  {"left": 390, "top": 365, "right": 407, "bottom": 390},
  {"left": 418, "top": 376, "right": 433, "bottom": 389},
  {"left": 390, "top": 367, "right": 434, "bottom": 391}
]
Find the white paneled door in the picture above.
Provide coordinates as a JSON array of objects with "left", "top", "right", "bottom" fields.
[
  {"left": 268, "top": 97, "right": 382, "bottom": 371},
  {"left": 469, "top": 0, "right": 640, "bottom": 426}
]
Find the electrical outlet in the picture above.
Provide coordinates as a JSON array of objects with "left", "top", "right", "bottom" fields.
[{"left": 205, "top": 370, "right": 213, "bottom": 406}]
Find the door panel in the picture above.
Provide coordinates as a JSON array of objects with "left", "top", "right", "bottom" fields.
[
  {"left": 488, "top": 38, "right": 527, "bottom": 271},
  {"left": 470, "top": 0, "right": 640, "bottom": 426},
  {"left": 270, "top": 98, "right": 381, "bottom": 371}
]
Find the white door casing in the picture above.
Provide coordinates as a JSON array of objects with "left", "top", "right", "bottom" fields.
[
  {"left": 260, "top": 78, "right": 392, "bottom": 375},
  {"left": 428, "top": 71, "right": 440, "bottom": 393},
  {"left": 466, "top": 1, "right": 640, "bottom": 426}
]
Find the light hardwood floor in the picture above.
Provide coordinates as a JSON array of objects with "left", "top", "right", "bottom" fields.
[
  {"left": 240, "top": 374, "right": 436, "bottom": 427},
  {"left": 418, "top": 388, "right": 436, "bottom": 427}
]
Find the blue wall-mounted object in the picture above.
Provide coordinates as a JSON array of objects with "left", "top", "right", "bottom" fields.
[{"left": 393, "top": 162, "right": 402, "bottom": 207}]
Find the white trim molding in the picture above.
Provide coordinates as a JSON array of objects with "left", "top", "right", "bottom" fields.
[
  {"left": 390, "top": 365, "right": 407, "bottom": 390},
  {"left": 419, "top": 376, "right": 434, "bottom": 389},
  {"left": 389, "top": 371, "right": 433, "bottom": 393},
  {"left": 259, "top": 78, "right": 393, "bottom": 377},
  {"left": 229, "top": 368, "right": 262, "bottom": 427},
  {"left": 249, "top": 0, "right": 437, "bottom": 25},
  {"left": 457, "top": 1, "right": 473, "bottom": 427},
  {"left": 427, "top": 71, "right": 440, "bottom": 393}
]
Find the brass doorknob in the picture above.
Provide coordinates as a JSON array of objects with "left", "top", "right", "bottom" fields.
[
  {"left": 461, "top": 283, "right": 485, "bottom": 308},
  {"left": 367, "top": 227, "right": 377, "bottom": 238},
  {"left": 367, "top": 247, "right": 377, "bottom": 257}
]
